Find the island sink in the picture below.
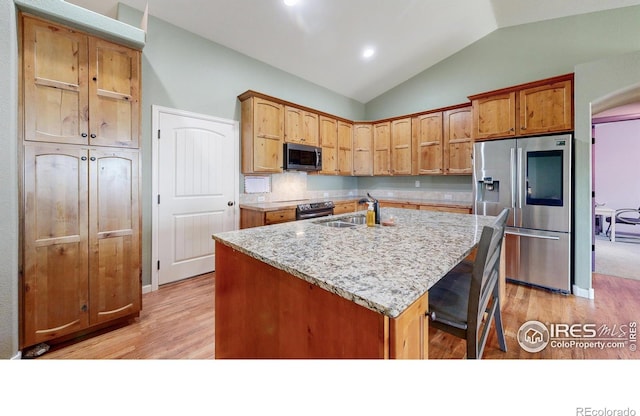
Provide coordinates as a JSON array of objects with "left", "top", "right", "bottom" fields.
[{"left": 313, "top": 214, "right": 367, "bottom": 228}]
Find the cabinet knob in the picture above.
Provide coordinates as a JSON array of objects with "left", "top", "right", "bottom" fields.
[
  {"left": 81, "top": 133, "right": 88, "bottom": 138},
  {"left": 90, "top": 156, "right": 96, "bottom": 161},
  {"left": 81, "top": 156, "right": 87, "bottom": 161},
  {"left": 92, "top": 77, "right": 97, "bottom": 81},
  {"left": 90, "top": 134, "right": 97, "bottom": 138}
]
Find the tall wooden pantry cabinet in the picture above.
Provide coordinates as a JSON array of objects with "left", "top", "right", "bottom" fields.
[{"left": 19, "top": 15, "right": 142, "bottom": 349}]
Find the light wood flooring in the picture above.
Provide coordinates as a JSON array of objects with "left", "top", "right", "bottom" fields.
[{"left": 39, "top": 272, "right": 640, "bottom": 359}]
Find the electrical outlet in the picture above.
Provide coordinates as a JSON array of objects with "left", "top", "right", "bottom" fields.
[
  {"left": 444, "top": 194, "right": 452, "bottom": 200},
  {"left": 415, "top": 180, "right": 420, "bottom": 188},
  {"left": 323, "top": 192, "right": 329, "bottom": 197},
  {"left": 257, "top": 196, "right": 265, "bottom": 202}
]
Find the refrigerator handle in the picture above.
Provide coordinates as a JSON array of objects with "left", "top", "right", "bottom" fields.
[
  {"left": 510, "top": 148, "right": 516, "bottom": 208},
  {"left": 517, "top": 147, "right": 523, "bottom": 210},
  {"left": 506, "top": 230, "right": 560, "bottom": 241}
]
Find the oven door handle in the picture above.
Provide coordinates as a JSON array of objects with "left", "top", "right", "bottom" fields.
[{"left": 296, "top": 210, "right": 334, "bottom": 220}]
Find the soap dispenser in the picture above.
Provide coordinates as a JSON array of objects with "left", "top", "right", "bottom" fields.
[{"left": 366, "top": 202, "right": 375, "bottom": 227}]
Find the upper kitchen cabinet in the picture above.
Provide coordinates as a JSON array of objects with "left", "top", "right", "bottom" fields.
[
  {"left": 284, "top": 106, "right": 319, "bottom": 146},
  {"left": 239, "top": 94, "right": 284, "bottom": 174},
  {"left": 337, "top": 120, "right": 354, "bottom": 175},
  {"left": 390, "top": 118, "right": 412, "bottom": 175},
  {"left": 412, "top": 112, "right": 442, "bottom": 175},
  {"left": 518, "top": 77, "right": 573, "bottom": 136},
  {"left": 470, "top": 91, "right": 516, "bottom": 141},
  {"left": 353, "top": 123, "right": 373, "bottom": 176},
  {"left": 373, "top": 121, "right": 391, "bottom": 176},
  {"left": 443, "top": 105, "right": 473, "bottom": 174},
  {"left": 319, "top": 115, "right": 338, "bottom": 175},
  {"left": 23, "top": 16, "right": 140, "bottom": 149},
  {"left": 470, "top": 73, "right": 573, "bottom": 141}
]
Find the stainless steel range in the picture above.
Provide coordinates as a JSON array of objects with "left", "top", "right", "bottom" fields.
[{"left": 296, "top": 201, "right": 335, "bottom": 220}]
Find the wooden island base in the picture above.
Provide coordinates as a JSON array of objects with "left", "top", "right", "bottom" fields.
[{"left": 215, "top": 242, "right": 428, "bottom": 359}]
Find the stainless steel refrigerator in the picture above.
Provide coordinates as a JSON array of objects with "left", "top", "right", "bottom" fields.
[{"left": 473, "top": 133, "right": 572, "bottom": 293}]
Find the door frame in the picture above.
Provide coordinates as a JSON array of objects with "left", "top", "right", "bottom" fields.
[{"left": 150, "top": 105, "right": 239, "bottom": 292}]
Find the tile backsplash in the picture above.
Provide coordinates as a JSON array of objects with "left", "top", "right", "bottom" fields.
[{"left": 239, "top": 172, "right": 472, "bottom": 204}]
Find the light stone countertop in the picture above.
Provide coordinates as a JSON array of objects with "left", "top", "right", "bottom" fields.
[{"left": 212, "top": 208, "right": 496, "bottom": 318}]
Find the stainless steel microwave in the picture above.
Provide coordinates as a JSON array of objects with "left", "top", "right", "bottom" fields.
[{"left": 283, "top": 143, "right": 322, "bottom": 171}]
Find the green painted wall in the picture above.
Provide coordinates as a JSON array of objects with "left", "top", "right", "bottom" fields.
[
  {"left": 0, "top": 0, "right": 19, "bottom": 360},
  {"left": 365, "top": 6, "right": 640, "bottom": 120}
]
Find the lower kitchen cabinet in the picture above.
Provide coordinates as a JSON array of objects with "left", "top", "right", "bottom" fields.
[
  {"left": 240, "top": 207, "right": 296, "bottom": 229},
  {"left": 380, "top": 201, "right": 420, "bottom": 210},
  {"left": 418, "top": 205, "right": 472, "bottom": 214},
  {"left": 22, "top": 143, "right": 141, "bottom": 348},
  {"left": 380, "top": 201, "right": 472, "bottom": 214}
]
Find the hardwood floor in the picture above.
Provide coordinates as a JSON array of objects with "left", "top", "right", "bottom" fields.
[
  {"left": 430, "top": 273, "right": 640, "bottom": 359},
  {"left": 39, "top": 272, "right": 639, "bottom": 359},
  {"left": 40, "top": 273, "right": 215, "bottom": 359}
]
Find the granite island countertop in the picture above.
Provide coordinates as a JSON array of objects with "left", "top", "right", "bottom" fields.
[{"left": 212, "top": 208, "right": 495, "bottom": 318}]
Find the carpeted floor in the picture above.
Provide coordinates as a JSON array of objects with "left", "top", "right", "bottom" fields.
[{"left": 594, "top": 234, "right": 640, "bottom": 280}]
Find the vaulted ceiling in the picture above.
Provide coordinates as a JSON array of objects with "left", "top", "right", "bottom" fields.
[{"left": 67, "top": 0, "right": 640, "bottom": 104}]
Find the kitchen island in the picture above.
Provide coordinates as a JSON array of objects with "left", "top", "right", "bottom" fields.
[{"left": 212, "top": 208, "right": 496, "bottom": 359}]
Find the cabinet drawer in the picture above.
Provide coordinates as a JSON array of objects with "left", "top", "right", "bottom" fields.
[
  {"left": 333, "top": 201, "right": 357, "bottom": 214},
  {"left": 265, "top": 209, "right": 296, "bottom": 224}
]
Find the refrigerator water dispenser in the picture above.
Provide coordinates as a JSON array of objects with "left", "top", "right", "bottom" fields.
[{"left": 477, "top": 177, "right": 500, "bottom": 203}]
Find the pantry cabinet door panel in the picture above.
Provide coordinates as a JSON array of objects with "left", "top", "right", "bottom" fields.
[
  {"left": 23, "top": 17, "right": 89, "bottom": 145},
  {"left": 88, "top": 38, "right": 140, "bottom": 148},
  {"left": 23, "top": 144, "right": 90, "bottom": 346},
  {"left": 88, "top": 149, "right": 141, "bottom": 325}
]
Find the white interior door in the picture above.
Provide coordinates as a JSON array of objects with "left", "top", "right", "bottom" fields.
[{"left": 155, "top": 108, "right": 238, "bottom": 286}]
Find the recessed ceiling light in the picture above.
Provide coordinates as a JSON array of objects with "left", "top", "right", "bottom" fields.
[
  {"left": 362, "top": 47, "right": 375, "bottom": 59},
  {"left": 284, "top": 0, "right": 299, "bottom": 6}
]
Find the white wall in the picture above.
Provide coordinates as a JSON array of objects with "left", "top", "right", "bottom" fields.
[{"left": 595, "top": 120, "right": 640, "bottom": 235}]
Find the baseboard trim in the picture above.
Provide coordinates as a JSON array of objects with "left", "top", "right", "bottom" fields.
[
  {"left": 11, "top": 351, "right": 22, "bottom": 360},
  {"left": 573, "top": 284, "right": 595, "bottom": 299},
  {"left": 142, "top": 284, "right": 153, "bottom": 294}
]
